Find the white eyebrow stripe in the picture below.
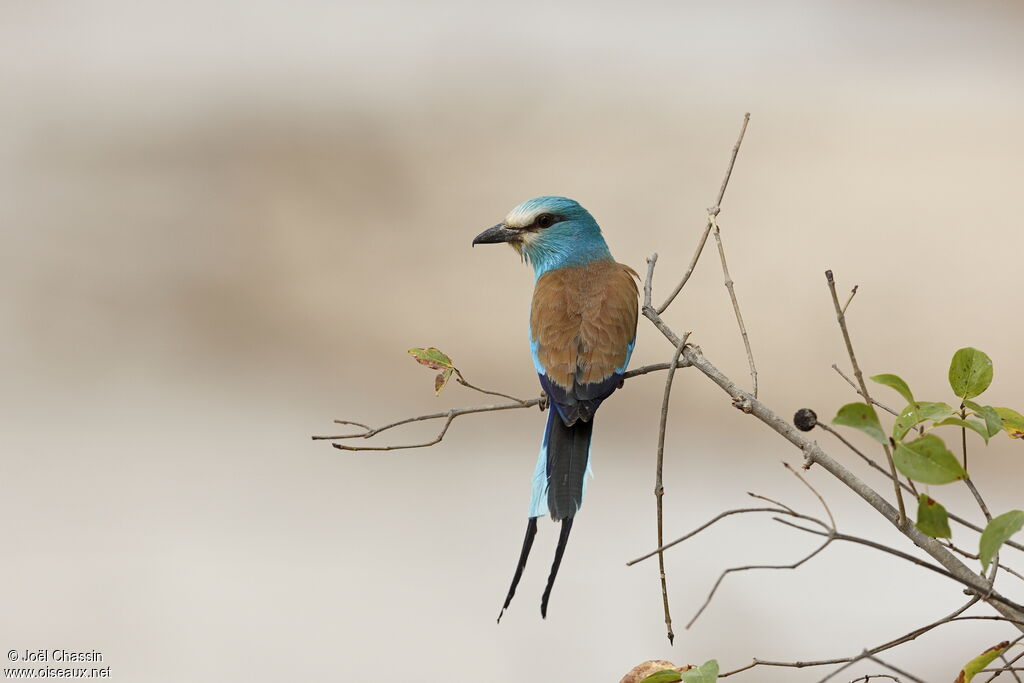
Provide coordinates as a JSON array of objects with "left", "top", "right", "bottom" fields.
[{"left": 504, "top": 207, "right": 538, "bottom": 229}]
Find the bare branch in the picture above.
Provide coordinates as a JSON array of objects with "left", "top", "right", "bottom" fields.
[
  {"left": 815, "top": 652, "right": 926, "bottom": 683},
  {"left": 315, "top": 359, "right": 691, "bottom": 451},
  {"left": 686, "top": 534, "right": 832, "bottom": 629},
  {"left": 775, "top": 519, "right": 964, "bottom": 585},
  {"left": 826, "top": 269, "right": 906, "bottom": 525},
  {"left": 626, "top": 506, "right": 793, "bottom": 566},
  {"left": 640, "top": 288, "right": 1024, "bottom": 629},
  {"left": 657, "top": 113, "right": 750, "bottom": 314},
  {"left": 718, "top": 596, "right": 997, "bottom": 680},
  {"left": 712, "top": 213, "right": 758, "bottom": 397},
  {"left": 324, "top": 400, "right": 539, "bottom": 451},
  {"left": 653, "top": 336, "right": 690, "bottom": 644},
  {"left": 784, "top": 460, "right": 836, "bottom": 530},
  {"left": 684, "top": 463, "right": 840, "bottom": 629}
]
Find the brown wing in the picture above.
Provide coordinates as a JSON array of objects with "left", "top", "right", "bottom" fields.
[{"left": 531, "top": 260, "right": 639, "bottom": 393}]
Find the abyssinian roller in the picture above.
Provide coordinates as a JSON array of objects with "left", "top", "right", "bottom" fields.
[{"left": 473, "top": 196, "right": 639, "bottom": 620}]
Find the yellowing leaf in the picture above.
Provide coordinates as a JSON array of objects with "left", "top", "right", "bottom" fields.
[
  {"left": 993, "top": 407, "right": 1024, "bottom": 439},
  {"left": 955, "top": 641, "right": 1009, "bottom": 682}
]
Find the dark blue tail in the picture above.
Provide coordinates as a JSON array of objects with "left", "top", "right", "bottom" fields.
[{"left": 497, "top": 410, "right": 593, "bottom": 621}]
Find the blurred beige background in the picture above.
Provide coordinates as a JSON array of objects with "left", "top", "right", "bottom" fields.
[{"left": 2, "top": 1, "right": 1024, "bottom": 680}]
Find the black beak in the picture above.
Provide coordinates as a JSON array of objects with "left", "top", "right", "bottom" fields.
[{"left": 472, "top": 222, "right": 520, "bottom": 246}]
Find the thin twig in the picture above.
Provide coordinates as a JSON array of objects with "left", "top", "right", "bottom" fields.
[
  {"left": 944, "top": 541, "right": 1024, "bottom": 582},
  {"left": 841, "top": 285, "right": 859, "bottom": 315},
  {"left": 965, "top": 475, "right": 993, "bottom": 523},
  {"left": 653, "top": 336, "right": 690, "bottom": 644},
  {"left": 832, "top": 364, "right": 899, "bottom": 416},
  {"left": 747, "top": 491, "right": 797, "bottom": 515},
  {"left": 314, "top": 359, "right": 691, "bottom": 449},
  {"left": 773, "top": 519, "right": 963, "bottom": 584},
  {"left": 681, "top": 463, "right": 839, "bottom": 628},
  {"left": 454, "top": 375, "right": 528, "bottom": 404},
  {"left": 313, "top": 400, "right": 540, "bottom": 448},
  {"left": 826, "top": 270, "right": 906, "bottom": 525},
  {"left": 657, "top": 113, "right": 750, "bottom": 314},
  {"left": 718, "top": 597, "right": 1007, "bottom": 679},
  {"left": 626, "top": 506, "right": 792, "bottom": 565},
  {"left": 997, "top": 646, "right": 1024, "bottom": 683},
  {"left": 816, "top": 652, "right": 926, "bottom": 683},
  {"left": 712, "top": 213, "right": 758, "bottom": 398},
  {"left": 784, "top": 460, "right": 836, "bottom": 530},
  {"left": 958, "top": 399, "right": 995, "bottom": 526},
  {"left": 686, "top": 534, "right": 832, "bottom": 629}
]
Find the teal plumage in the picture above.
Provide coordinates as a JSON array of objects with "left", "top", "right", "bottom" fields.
[{"left": 473, "top": 196, "right": 639, "bottom": 620}]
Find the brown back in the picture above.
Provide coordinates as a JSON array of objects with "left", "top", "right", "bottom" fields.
[{"left": 530, "top": 260, "right": 639, "bottom": 391}]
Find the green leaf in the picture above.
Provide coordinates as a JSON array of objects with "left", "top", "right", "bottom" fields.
[
  {"left": 993, "top": 407, "right": 1024, "bottom": 439},
  {"left": 869, "top": 373, "right": 915, "bottom": 404},
  {"left": 965, "top": 400, "right": 1003, "bottom": 438},
  {"left": 979, "top": 510, "right": 1024, "bottom": 571},
  {"left": 408, "top": 347, "right": 460, "bottom": 396},
  {"left": 948, "top": 347, "right": 993, "bottom": 400},
  {"left": 407, "top": 347, "right": 456, "bottom": 371},
  {"left": 832, "top": 403, "right": 886, "bottom": 443},
  {"left": 893, "top": 434, "right": 966, "bottom": 484},
  {"left": 934, "top": 417, "right": 991, "bottom": 444},
  {"left": 956, "top": 641, "right": 1010, "bottom": 682},
  {"left": 681, "top": 660, "right": 719, "bottom": 683},
  {"left": 639, "top": 671, "right": 682, "bottom": 683},
  {"left": 892, "top": 402, "right": 955, "bottom": 441},
  {"left": 915, "top": 494, "right": 952, "bottom": 538}
]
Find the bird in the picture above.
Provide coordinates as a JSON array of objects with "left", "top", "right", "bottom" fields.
[{"left": 473, "top": 196, "right": 639, "bottom": 621}]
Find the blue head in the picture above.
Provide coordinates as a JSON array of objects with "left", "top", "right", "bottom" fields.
[{"left": 472, "top": 196, "right": 612, "bottom": 278}]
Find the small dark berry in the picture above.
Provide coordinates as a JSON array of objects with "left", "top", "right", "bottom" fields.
[{"left": 794, "top": 408, "right": 818, "bottom": 431}]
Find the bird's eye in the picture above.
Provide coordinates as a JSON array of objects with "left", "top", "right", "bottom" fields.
[{"left": 536, "top": 213, "right": 555, "bottom": 229}]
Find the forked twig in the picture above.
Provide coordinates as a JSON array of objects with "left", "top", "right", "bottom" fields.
[
  {"left": 712, "top": 213, "right": 758, "bottom": 398},
  {"left": 314, "top": 360, "right": 691, "bottom": 450},
  {"left": 826, "top": 270, "right": 906, "bottom": 525},
  {"left": 657, "top": 113, "right": 751, "bottom": 314},
  {"left": 832, "top": 364, "right": 899, "bottom": 416}
]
